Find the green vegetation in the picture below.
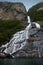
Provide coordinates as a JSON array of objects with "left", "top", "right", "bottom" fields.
[
  {"left": 37, "top": 21, "right": 43, "bottom": 25},
  {"left": 0, "top": 20, "right": 25, "bottom": 45},
  {"left": 28, "top": 2, "right": 43, "bottom": 22}
]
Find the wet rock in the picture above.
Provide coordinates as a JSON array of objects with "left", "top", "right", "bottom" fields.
[
  {"left": 0, "top": 52, "right": 6, "bottom": 58},
  {"left": 13, "top": 27, "right": 43, "bottom": 58},
  {"left": 0, "top": 52, "right": 13, "bottom": 58}
]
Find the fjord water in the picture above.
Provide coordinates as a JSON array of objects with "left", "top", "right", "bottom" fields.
[{"left": 0, "top": 59, "right": 43, "bottom": 65}]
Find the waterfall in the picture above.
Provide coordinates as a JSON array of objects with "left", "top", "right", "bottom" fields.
[
  {"left": 3, "top": 16, "right": 32, "bottom": 54},
  {"left": 0, "top": 16, "right": 40, "bottom": 57},
  {"left": 27, "top": 16, "right": 31, "bottom": 24}
]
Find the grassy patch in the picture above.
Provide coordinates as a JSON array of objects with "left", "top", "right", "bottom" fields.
[{"left": 37, "top": 21, "right": 43, "bottom": 25}]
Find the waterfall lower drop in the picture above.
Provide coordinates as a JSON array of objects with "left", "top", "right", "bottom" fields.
[{"left": 0, "top": 16, "right": 41, "bottom": 58}]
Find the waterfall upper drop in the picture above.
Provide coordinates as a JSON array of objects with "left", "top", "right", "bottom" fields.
[
  {"left": 27, "top": 16, "right": 31, "bottom": 24},
  {"left": 0, "top": 16, "right": 40, "bottom": 56}
]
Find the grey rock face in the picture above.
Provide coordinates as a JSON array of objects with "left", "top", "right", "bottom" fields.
[{"left": 13, "top": 27, "right": 43, "bottom": 58}]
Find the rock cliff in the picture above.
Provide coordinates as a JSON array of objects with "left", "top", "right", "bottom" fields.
[{"left": 0, "top": 2, "right": 27, "bottom": 21}]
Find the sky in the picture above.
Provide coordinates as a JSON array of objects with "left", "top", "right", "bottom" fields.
[{"left": 0, "top": 0, "right": 43, "bottom": 11}]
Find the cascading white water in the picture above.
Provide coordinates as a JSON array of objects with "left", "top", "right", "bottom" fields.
[
  {"left": 27, "top": 16, "right": 31, "bottom": 24},
  {"left": 3, "top": 16, "right": 31, "bottom": 54},
  {"left": 4, "top": 30, "right": 27, "bottom": 54},
  {"left": 0, "top": 16, "right": 40, "bottom": 57}
]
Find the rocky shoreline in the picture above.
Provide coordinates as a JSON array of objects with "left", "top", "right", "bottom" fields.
[{"left": 0, "top": 51, "right": 43, "bottom": 59}]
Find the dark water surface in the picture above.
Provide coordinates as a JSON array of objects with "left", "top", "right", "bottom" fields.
[{"left": 0, "top": 58, "right": 43, "bottom": 65}]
